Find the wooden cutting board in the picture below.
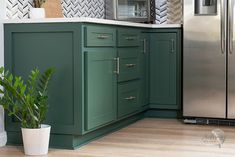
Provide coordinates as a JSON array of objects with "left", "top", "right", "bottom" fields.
[{"left": 42, "top": 0, "right": 63, "bottom": 18}]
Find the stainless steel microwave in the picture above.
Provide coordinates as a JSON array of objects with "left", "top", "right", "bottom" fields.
[{"left": 105, "top": 0, "right": 155, "bottom": 23}]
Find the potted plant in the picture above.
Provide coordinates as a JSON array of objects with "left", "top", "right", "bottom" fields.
[
  {"left": 29, "top": 0, "right": 46, "bottom": 19},
  {"left": 0, "top": 67, "right": 54, "bottom": 155}
]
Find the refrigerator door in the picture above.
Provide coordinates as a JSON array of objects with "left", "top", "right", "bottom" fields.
[
  {"left": 183, "top": 0, "right": 226, "bottom": 118},
  {"left": 227, "top": 0, "right": 235, "bottom": 119}
]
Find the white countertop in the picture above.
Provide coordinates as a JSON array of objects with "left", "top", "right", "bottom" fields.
[{"left": 2, "top": 17, "right": 181, "bottom": 28}]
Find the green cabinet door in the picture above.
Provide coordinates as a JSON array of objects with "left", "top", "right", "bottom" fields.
[
  {"left": 149, "top": 33, "right": 178, "bottom": 108},
  {"left": 84, "top": 49, "right": 117, "bottom": 131}
]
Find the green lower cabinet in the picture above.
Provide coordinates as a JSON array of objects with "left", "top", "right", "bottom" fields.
[
  {"left": 149, "top": 29, "right": 181, "bottom": 111},
  {"left": 4, "top": 23, "right": 182, "bottom": 149},
  {"left": 4, "top": 23, "right": 83, "bottom": 135},
  {"left": 84, "top": 50, "right": 117, "bottom": 131},
  {"left": 118, "top": 80, "right": 140, "bottom": 118}
]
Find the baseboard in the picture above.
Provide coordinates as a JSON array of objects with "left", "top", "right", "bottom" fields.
[
  {"left": 144, "top": 109, "right": 182, "bottom": 119},
  {"left": 0, "top": 131, "right": 7, "bottom": 147},
  {"left": 6, "top": 112, "right": 144, "bottom": 149}
]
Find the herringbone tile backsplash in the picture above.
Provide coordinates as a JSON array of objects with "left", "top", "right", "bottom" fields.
[
  {"left": 61, "top": 0, "right": 105, "bottom": 18},
  {"left": 5, "top": 0, "right": 182, "bottom": 24}
]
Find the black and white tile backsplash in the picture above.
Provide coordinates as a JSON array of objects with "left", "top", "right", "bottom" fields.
[
  {"left": 6, "top": 0, "right": 105, "bottom": 19},
  {"left": 5, "top": 0, "right": 182, "bottom": 24},
  {"left": 61, "top": 0, "right": 105, "bottom": 18}
]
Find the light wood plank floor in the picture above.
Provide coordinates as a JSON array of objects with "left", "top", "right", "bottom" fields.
[{"left": 1, "top": 118, "right": 235, "bottom": 157}]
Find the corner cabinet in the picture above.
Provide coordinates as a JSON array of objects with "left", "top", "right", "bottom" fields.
[
  {"left": 4, "top": 23, "right": 182, "bottom": 149},
  {"left": 149, "top": 29, "right": 182, "bottom": 112}
]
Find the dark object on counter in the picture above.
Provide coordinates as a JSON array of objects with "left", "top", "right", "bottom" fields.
[{"left": 105, "top": 0, "right": 156, "bottom": 23}]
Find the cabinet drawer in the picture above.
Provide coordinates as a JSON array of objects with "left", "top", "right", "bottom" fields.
[
  {"left": 118, "top": 48, "right": 140, "bottom": 82},
  {"left": 85, "top": 26, "right": 116, "bottom": 47},
  {"left": 118, "top": 81, "right": 140, "bottom": 118},
  {"left": 117, "top": 29, "right": 140, "bottom": 47}
]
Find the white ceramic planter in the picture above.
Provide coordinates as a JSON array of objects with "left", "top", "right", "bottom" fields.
[
  {"left": 29, "top": 8, "right": 45, "bottom": 19},
  {"left": 21, "top": 124, "right": 51, "bottom": 156},
  {"left": 0, "top": 131, "right": 7, "bottom": 147}
]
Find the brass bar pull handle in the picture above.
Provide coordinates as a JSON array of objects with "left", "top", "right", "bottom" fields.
[
  {"left": 171, "top": 39, "right": 175, "bottom": 53},
  {"left": 143, "top": 38, "right": 147, "bottom": 54},
  {"left": 125, "top": 96, "right": 136, "bottom": 101},
  {"left": 97, "top": 35, "right": 109, "bottom": 39},
  {"left": 114, "top": 57, "right": 120, "bottom": 75},
  {"left": 125, "top": 37, "right": 135, "bottom": 41},
  {"left": 126, "top": 64, "right": 136, "bottom": 68}
]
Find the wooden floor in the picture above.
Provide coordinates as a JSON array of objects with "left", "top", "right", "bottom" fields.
[{"left": 1, "top": 118, "right": 235, "bottom": 157}]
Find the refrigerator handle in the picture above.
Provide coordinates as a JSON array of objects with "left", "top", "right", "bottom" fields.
[
  {"left": 228, "top": 0, "right": 234, "bottom": 54},
  {"left": 221, "top": 0, "right": 226, "bottom": 54}
]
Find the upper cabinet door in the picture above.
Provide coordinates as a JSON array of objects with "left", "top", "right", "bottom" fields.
[
  {"left": 84, "top": 49, "right": 117, "bottom": 131},
  {"left": 149, "top": 33, "right": 177, "bottom": 107}
]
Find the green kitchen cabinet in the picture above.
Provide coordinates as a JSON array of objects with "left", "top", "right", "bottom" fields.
[
  {"left": 4, "top": 22, "right": 182, "bottom": 149},
  {"left": 84, "top": 49, "right": 117, "bottom": 130},
  {"left": 4, "top": 23, "right": 83, "bottom": 135},
  {"left": 149, "top": 29, "right": 181, "bottom": 110}
]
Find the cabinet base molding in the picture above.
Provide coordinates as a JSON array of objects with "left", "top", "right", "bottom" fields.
[
  {"left": 149, "top": 104, "right": 179, "bottom": 110},
  {"left": 144, "top": 109, "right": 182, "bottom": 119},
  {"left": 6, "top": 112, "right": 144, "bottom": 149}
]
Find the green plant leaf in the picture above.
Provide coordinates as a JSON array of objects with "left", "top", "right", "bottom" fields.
[{"left": 0, "top": 66, "right": 54, "bottom": 128}]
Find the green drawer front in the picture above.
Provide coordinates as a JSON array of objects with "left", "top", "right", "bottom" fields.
[
  {"left": 117, "top": 29, "right": 140, "bottom": 47},
  {"left": 85, "top": 25, "right": 116, "bottom": 47},
  {"left": 118, "top": 81, "right": 140, "bottom": 118},
  {"left": 118, "top": 48, "right": 140, "bottom": 82}
]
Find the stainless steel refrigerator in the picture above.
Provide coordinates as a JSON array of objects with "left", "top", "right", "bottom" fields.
[{"left": 183, "top": 0, "right": 235, "bottom": 120}]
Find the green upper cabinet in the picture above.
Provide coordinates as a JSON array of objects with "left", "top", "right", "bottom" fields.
[
  {"left": 4, "top": 23, "right": 83, "bottom": 135},
  {"left": 149, "top": 29, "right": 181, "bottom": 110},
  {"left": 84, "top": 49, "right": 117, "bottom": 131}
]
